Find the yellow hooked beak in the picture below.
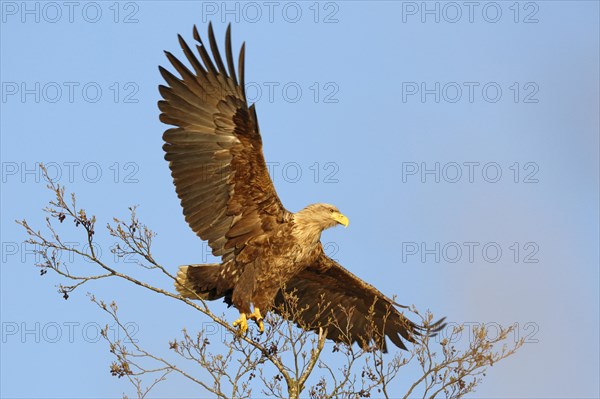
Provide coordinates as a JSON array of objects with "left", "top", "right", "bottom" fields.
[{"left": 332, "top": 212, "right": 349, "bottom": 228}]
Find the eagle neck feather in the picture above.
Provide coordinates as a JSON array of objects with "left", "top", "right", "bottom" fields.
[{"left": 292, "top": 210, "right": 326, "bottom": 246}]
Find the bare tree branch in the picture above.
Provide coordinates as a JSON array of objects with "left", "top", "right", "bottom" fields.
[{"left": 18, "top": 164, "right": 524, "bottom": 399}]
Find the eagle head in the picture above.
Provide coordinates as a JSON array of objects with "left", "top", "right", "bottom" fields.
[{"left": 296, "top": 203, "right": 349, "bottom": 231}]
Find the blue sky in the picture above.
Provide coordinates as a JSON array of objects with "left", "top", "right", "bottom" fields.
[{"left": 1, "top": 1, "right": 599, "bottom": 398}]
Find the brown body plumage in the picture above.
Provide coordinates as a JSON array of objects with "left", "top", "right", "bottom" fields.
[{"left": 160, "top": 23, "right": 444, "bottom": 351}]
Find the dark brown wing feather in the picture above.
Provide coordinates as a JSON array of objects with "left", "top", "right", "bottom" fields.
[
  {"left": 159, "top": 23, "right": 288, "bottom": 261},
  {"left": 274, "top": 254, "right": 445, "bottom": 352}
]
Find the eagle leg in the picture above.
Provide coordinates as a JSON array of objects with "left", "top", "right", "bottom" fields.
[
  {"left": 248, "top": 307, "right": 264, "bottom": 333},
  {"left": 232, "top": 313, "right": 248, "bottom": 334}
]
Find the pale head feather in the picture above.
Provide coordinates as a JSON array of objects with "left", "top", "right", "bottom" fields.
[{"left": 293, "top": 203, "right": 346, "bottom": 243}]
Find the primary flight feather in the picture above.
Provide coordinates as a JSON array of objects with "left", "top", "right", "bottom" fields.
[{"left": 159, "top": 23, "right": 444, "bottom": 351}]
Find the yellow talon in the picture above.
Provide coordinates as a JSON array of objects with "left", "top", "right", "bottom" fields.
[
  {"left": 257, "top": 319, "right": 264, "bottom": 333},
  {"left": 232, "top": 313, "right": 248, "bottom": 334},
  {"left": 248, "top": 307, "right": 264, "bottom": 333}
]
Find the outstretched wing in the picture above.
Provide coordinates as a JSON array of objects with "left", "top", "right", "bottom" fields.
[
  {"left": 159, "top": 23, "right": 288, "bottom": 262},
  {"left": 274, "top": 254, "right": 445, "bottom": 352}
]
